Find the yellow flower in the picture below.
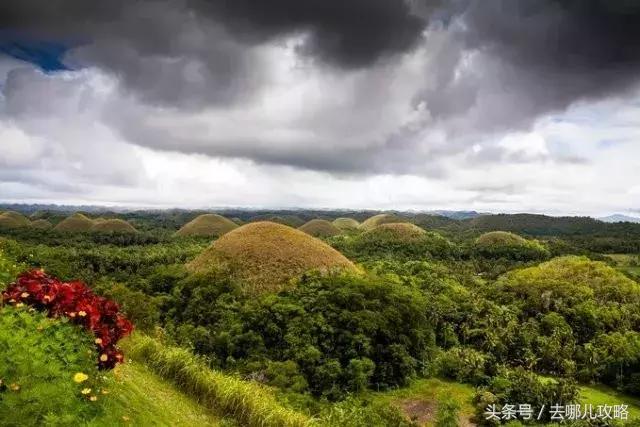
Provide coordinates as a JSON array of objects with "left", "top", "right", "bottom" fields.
[
  {"left": 95, "top": 338, "right": 103, "bottom": 345},
  {"left": 89, "top": 395, "right": 98, "bottom": 402},
  {"left": 73, "top": 372, "right": 89, "bottom": 383},
  {"left": 100, "top": 354, "right": 108, "bottom": 362},
  {"left": 81, "top": 388, "right": 92, "bottom": 395},
  {"left": 78, "top": 311, "right": 87, "bottom": 317},
  {"left": 20, "top": 292, "right": 29, "bottom": 298},
  {"left": 9, "top": 383, "right": 20, "bottom": 392},
  {"left": 15, "top": 303, "right": 24, "bottom": 307},
  {"left": 122, "top": 416, "right": 130, "bottom": 422}
]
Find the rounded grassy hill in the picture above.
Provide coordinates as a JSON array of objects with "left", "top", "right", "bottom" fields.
[
  {"left": 53, "top": 213, "right": 95, "bottom": 232},
  {"left": 475, "top": 231, "right": 549, "bottom": 260},
  {"left": 359, "top": 213, "right": 407, "bottom": 231},
  {"left": 91, "top": 219, "right": 138, "bottom": 233},
  {"left": 0, "top": 211, "right": 31, "bottom": 229},
  {"left": 476, "top": 231, "right": 527, "bottom": 246},
  {"left": 188, "top": 221, "right": 358, "bottom": 295},
  {"left": 298, "top": 219, "right": 342, "bottom": 238},
  {"left": 332, "top": 217, "right": 360, "bottom": 232},
  {"left": 175, "top": 214, "right": 238, "bottom": 238},
  {"left": 349, "top": 223, "right": 458, "bottom": 260},
  {"left": 30, "top": 219, "right": 53, "bottom": 230},
  {"left": 248, "top": 215, "right": 305, "bottom": 228}
]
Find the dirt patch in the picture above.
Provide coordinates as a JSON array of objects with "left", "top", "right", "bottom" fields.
[{"left": 395, "top": 399, "right": 436, "bottom": 426}]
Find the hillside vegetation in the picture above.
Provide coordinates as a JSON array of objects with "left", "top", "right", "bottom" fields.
[
  {"left": 54, "top": 213, "right": 96, "bottom": 232},
  {"left": 30, "top": 219, "right": 53, "bottom": 230},
  {"left": 91, "top": 219, "right": 138, "bottom": 233},
  {"left": 0, "top": 211, "right": 31, "bottom": 229},
  {"left": 332, "top": 217, "right": 360, "bottom": 232},
  {"left": 359, "top": 213, "right": 407, "bottom": 231},
  {"left": 336, "top": 223, "right": 458, "bottom": 261},
  {"left": 298, "top": 219, "right": 341, "bottom": 238}
]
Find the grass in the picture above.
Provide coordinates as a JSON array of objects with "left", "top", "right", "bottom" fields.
[
  {"left": 249, "top": 215, "right": 306, "bottom": 228},
  {"left": 91, "top": 219, "right": 138, "bottom": 233},
  {"left": 90, "top": 361, "right": 229, "bottom": 426},
  {"left": 175, "top": 214, "right": 238, "bottom": 238},
  {"left": 188, "top": 221, "right": 357, "bottom": 295},
  {"left": 476, "top": 231, "right": 528, "bottom": 246},
  {"left": 332, "top": 218, "right": 360, "bottom": 232},
  {"left": 359, "top": 214, "right": 407, "bottom": 231},
  {"left": 0, "top": 211, "right": 31, "bottom": 229},
  {"left": 125, "top": 334, "right": 312, "bottom": 427},
  {"left": 366, "top": 378, "right": 476, "bottom": 426},
  {"left": 580, "top": 384, "right": 640, "bottom": 420},
  {"left": 361, "top": 223, "right": 427, "bottom": 243},
  {"left": 298, "top": 219, "right": 341, "bottom": 238},
  {"left": 30, "top": 219, "right": 53, "bottom": 230},
  {"left": 54, "top": 213, "right": 95, "bottom": 232}
]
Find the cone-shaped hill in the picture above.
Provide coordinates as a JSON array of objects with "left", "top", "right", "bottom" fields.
[
  {"left": 31, "top": 219, "right": 53, "bottom": 230},
  {"left": 476, "top": 231, "right": 527, "bottom": 246},
  {"left": 359, "top": 213, "right": 407, "bottom": 231},
  {"left": 475, "top": 231, "right": 549, "bottom": 260},
  {"left": 362, "top": 223, "right": 428, "bottom": 243},
  {"left": 91, "top": 219, "right": 138, "bottom": 233},
  {"left": 298, "top": 219, "right": 341, "bottom": 238},
  {"left": 248, "top": 215, "right": 305, "bottom": 228},
  {"left": 53, "top": 213, "right": 95, "bottom": 232},
  {"left": 188, "top": 221, "right": 358, "bottom": 295},
  {"left": 332, "top": 217, "right": 360, "bottom": 232},
  {"left": 0, "top": 211, "right": 31, "bottom": 229},
  {"left": 175, "top": 214, "right": 238, "bottom": 238},
  {"left": 350, "top": 223, "right": 458, "bottom": 259}
]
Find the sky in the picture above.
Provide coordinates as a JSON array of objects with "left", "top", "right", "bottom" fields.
[{"left": 0, "top": 0, "right": 639, "bottom": 216}]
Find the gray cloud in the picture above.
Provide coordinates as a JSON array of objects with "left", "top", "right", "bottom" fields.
[
  {"left": 419, "top": 0, "right": 640, "bottom": 135},
  {"left": 2, "top": 0, "right": 640, "bottom": 179}
]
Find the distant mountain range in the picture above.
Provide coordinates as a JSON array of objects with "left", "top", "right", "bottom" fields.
[{"left": 599, "top": 214, "right": 640, "bottom": 224}]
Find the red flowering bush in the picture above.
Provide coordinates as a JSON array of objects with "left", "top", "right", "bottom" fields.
[{"left": 1, "top": 269, "right": 133, "bottom": 369}]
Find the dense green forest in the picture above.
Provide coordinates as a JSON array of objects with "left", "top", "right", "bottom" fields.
[{"left": 2, "top": 207, "right": 640, "bottom": 426}]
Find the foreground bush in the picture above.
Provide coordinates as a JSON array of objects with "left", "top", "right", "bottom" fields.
[
  {"left": 2, "top": 270, "right": 133, "bottom": 369},
  {"left": 474, "top": 368, "right": 578, "bottom": 425},
  {"left": 0, "top": 306, "right": 104, "bottom": 426},
  {"left": 127, "top": 335, "right": 311, "bottom": 427}
]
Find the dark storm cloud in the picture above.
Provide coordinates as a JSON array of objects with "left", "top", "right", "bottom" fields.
[
  {"left": 420, "top": 0, "right": 640, "bottom": 134},
  {"left": 194, "top": 0, "right": 427, "bottom": 68},
  {"left": 0, "top": 0, "right": 432, "bottom": 107},
  {"left": 2, "top": 0, "right": 640, "bottom": 176}
]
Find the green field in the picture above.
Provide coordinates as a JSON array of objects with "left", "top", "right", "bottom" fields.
[{"left": 91, "top": 362, "right": 230, "bottom": 426}]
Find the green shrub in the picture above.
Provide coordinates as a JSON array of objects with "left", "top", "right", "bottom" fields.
[
  {"left": 0, "top": 306, "right": 104, "bottom": 426},
  {"left": 436, "top": 347, "right": 488, "bottom": 385},
  {"left": 435, "top": 396, "right": 461, "bottom": 427},
  {"left": 0, "top": 247, "right": 21, "bottom": 287},
  {"left": 318, "top": 397, "right": 412, "bottom": 427},
  {"left": 167, "top": 271, "right": 435, "bottom": 399},
  {"left": 474, "top": 368, "right": 578, "bottom": 424}
]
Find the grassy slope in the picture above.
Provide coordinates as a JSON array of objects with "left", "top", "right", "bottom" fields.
[
  {"left": 90, "top": 361, "right": 230, "bottom": 427},
  {"left": 580, "top": 384, "right": 640, "bottom": 420}
]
